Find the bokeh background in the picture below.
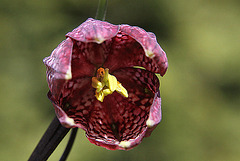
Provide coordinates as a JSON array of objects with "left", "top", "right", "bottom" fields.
[{"left": 1, "top": 0, "right": 239, "bottom": 160}]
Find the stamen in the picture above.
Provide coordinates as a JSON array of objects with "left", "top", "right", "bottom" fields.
[{"left": 92, "top": 68, "right": 128, "bottom": 102}]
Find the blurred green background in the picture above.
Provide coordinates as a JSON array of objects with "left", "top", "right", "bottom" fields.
[{"left": 0, "top": 0, "right": 239, "bottom": 160}]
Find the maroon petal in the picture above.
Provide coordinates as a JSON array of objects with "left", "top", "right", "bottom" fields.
[
  {"left": 43, "top": 37, "right": 96, "bottom": 100},
  {"left": 72, "top": 39, "right": 113, "bottom": 67},
  {"left": 47, "top": 92, "right": 78, "bottom": 128},
  {"left": 66, "top": 18, "right": 168, "bottom": 76},
  {"left": 48, "top": 77, "right": 96, "bottom": 130},
  {"left": 43, "top": 38, "right": 73, "bottom": 100},
  {"left": 71, "top": 40, "right": 98, "bottom": 77},
  {"left": 86, "top": 68, "right": 161, "bottom": 150},
  {"left": 103, "top": 29, "right": 168, "bottom": 76},
  {"left": 113, "top": 68, "right": 162, "bottom": 136},
  {"left": 66, "top": 18, "right": 119, "bottom": 44},
  {"left": 120, "top": 25, "right": 168, "bottom": 76},
  {"left": 66, "top": 18, "right": 119, "bottom": 66},
  {"left": 105, "top": 25, "right": 168, "bottom": 76},
  {"left": 47, "top": 67, "right": 161, "bottom": 150}
]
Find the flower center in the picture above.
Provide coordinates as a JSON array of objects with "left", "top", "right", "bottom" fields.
[{"left": 92, "top": 68, "right": 128, "bottom": 102}]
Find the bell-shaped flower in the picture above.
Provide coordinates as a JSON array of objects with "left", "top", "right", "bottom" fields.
[{"left": 43, "top": 18, "right": 168, "bottom": 150}]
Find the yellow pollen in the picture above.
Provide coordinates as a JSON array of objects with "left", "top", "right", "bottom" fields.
[{"left": 92, "top": 68, "right": 128, "bottom": 102}]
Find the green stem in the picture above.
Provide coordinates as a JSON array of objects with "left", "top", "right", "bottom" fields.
[{"left": 95, "top": 0, "right": 108, "bottom": 21}]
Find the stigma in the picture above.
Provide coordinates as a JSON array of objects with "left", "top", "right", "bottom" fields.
[{"left": 92, "top": 68, "right": 128, "bottom": 102}]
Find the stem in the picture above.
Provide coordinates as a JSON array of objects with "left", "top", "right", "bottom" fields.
[
  {"left": 95, "top": 0, "right": 108, "bottom": 21},
  {"left": 59, "top": 128, "right": 78, "bottom": 161},
  {"left": 28, "top": 117, "right": 70, "bottom": 161}
]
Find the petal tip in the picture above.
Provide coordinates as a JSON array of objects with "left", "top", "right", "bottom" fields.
[
  {"left": 94, "top": 35, "right": 105, "bottom": 44},
  {"left": 146, "top": 119, "right": 156, "bottom": 128},
  {"left": 65, "top": 67, "right": 72, "bottom": 80},
  {"left": 119, "top": 141, "right": 131, "bottom": 149},
  {"left": 61, "top": 116, "right": 76, "bottom": 128},
  {"left": 66, "top": 18, "right": 119, "bottom": 43},
  {"left": 145, "top": 49, "right": 155, "bottom": 59}
]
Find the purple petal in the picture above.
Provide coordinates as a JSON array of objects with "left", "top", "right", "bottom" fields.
[
  {"left": 61, "top": 78, "right": 95, "bottom": 130},
  {"left": 103, "top": 31, "right": 168, "bottom": 76},
  {"left": 72, "top": 39, "right": 113, "bottom": 67},
  {"left": 87, "top": 68, "right": 161, "bottom": 150},
  {"left": 48, "top": 67, "right": 161, "bottom": 150},
  {"left": 47, "top": 92, "right": 79, "bottom": 128},
  {"left": 119, "top": 25, "right": 168, "bottom": 76},
  {"left": 71, "top": 41, "right": 97, "bottom": 77},
  {"left": 43, "top": 38, "right": 73, "bottom": 100},
  {"left": 66, "top": 18, "right": 119, "bottom": 44},
  {"left": 114, "top": 68, "right": 162, "bottom": 136},
  {"left": 48, "top": 77, "right": 95, "bottom": 130}
]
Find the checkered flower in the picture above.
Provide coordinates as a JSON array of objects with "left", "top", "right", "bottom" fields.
[{"left": 43, "top": 18, "right": 168, "bottom": 150}]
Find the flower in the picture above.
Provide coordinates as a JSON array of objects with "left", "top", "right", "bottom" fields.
[{"left": 43, "top": 18, "right": 168, "bottom": 150}]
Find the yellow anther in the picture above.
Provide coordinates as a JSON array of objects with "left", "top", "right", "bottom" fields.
[
  {"left": 92, "top": 68, "right": 128, "bottom": 102},
  {"left": 95, "top": 91, "right": 105, "bottom": 102},
  {"left": 107, "top": 74, "right": 117, "bottom": 92},
  {"left": 92, "top": 77, "right": 103, "bottom": 89},
  {"left": 102, "top": 88, "right": 112, "bottom": 96},
  {"left": 116, "top": 81, "right": 128, "bottom": 98}
]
